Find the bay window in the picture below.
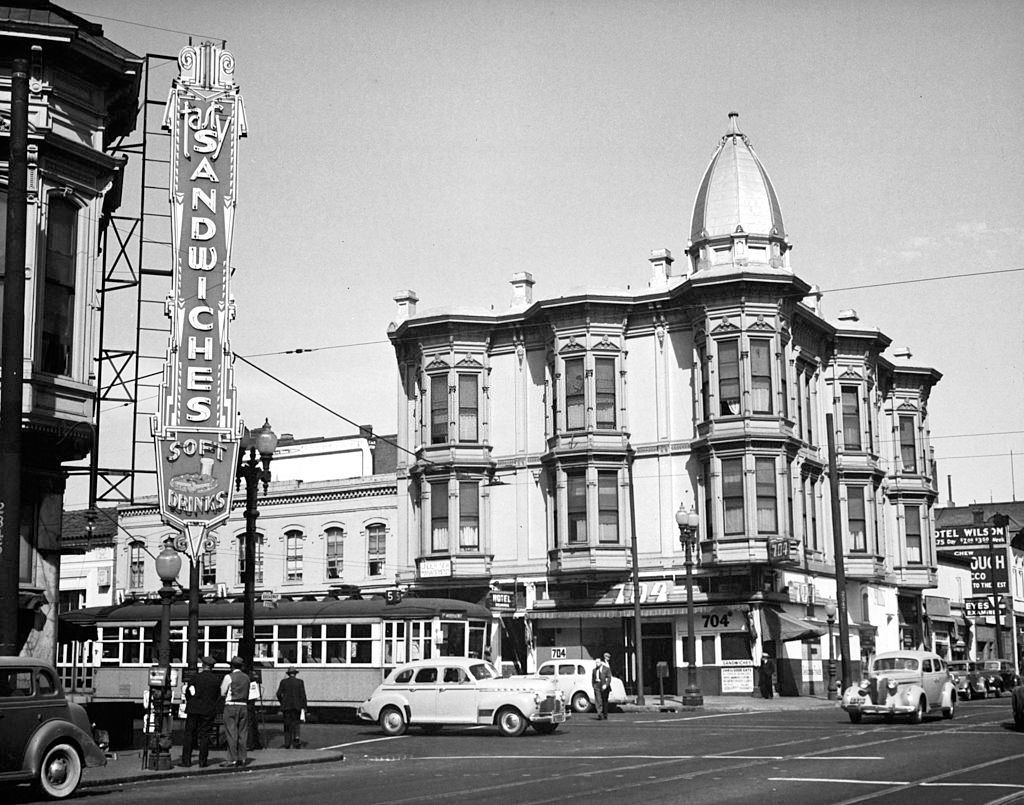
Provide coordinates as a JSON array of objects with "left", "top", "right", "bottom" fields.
[
  {"left": 899, "top": 415, "right": 917, "bottom": 472},
  {"left": 430, "top": 375, "right": 447, "bottom": 444},
  {"left": 40, "top": 196, "right": 78, "bottom": 375},
  {"left": 458, "top": 374, "right": 479, "bottom": 441},
  {"left": 459, "top": 481, "right": 479, "bottom": 549},
  {"left": 430, "top": 481, "right": 449, "bottom": 551},
  {"left": 595, "top": 358, "right": 616, "bottom": 429},
  {"left": 566, "top": 472, "right": 587, "bottom": 543},
  {"left": 755, "top": 457, "right": 777, "bottom": 533},
  {"left": 565, "top": 358, "right": 585, "bottom": 430},
  {"left": 597, "top": 472, "right": 619, "bottom": 543},
  {"left": 905, "top": 505, "right": 922, "bottom": 564},
  {"left": 847, "top": 487, "right": 867, "bottom": 552},
  {"left": 718, "top": 340, "right": 740, "bottom": 415},
  {"left": 750, "top": 339, "right": 773, "bottom": 414},
  {"left": 842, "top": 386, "right": 862, "bottom": 450},
  {"left": 722, "top": 458, "right": 745, "bottom": 535}
]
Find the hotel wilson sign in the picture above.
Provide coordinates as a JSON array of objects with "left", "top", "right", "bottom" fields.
[{"left": 152, "top": 44, "right": 245, "bottom": 540}]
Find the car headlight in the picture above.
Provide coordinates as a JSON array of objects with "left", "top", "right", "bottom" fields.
[{"left": 886, "top": 680, "right": 898, "bottom": 692}]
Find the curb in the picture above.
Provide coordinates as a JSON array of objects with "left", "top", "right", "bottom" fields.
[{"left": 82, "top": 751, "right": 345, "bottom": 788}]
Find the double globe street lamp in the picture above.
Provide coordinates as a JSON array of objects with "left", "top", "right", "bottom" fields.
[
  {"left": 675, "top": 503, "right": 703, "bottom": 706},
  {"left": 825, "top": 600, "right": 838, "bottom": 700}
]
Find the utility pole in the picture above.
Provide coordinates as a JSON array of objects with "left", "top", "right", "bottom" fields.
[{"left": 0, "top": 55, "right": 30, "bottom": 656}]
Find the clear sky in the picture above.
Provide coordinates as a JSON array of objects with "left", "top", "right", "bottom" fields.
[{"left": 65, "top": 0, "right": 1024, "bottom": 509}]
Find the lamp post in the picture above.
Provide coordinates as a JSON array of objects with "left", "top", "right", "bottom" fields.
[
  {"left": 235, "top": 419, "right": 277, "bottom": 750},
  {"left": 824, "top": 600, "right": 837, "bottom": 700},
  {"left": 676, "top": 503, "right": 703, "bottom": 706},
  {"left": 151, "top": 543, "right": 182, "bottom": 770}
]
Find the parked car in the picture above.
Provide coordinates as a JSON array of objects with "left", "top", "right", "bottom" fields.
[
  {"left": 840, "top": 650, "right": 956, "bottom": 724},
  {"left": 0, "top": 658, "right": 106, "bottom": 799},
  {"left": 976, "top": 660, "right": 1022, "bottom": 696},
  {"left": 948, "top": 660, "right": 990, "bottom": 700},
  {"left": 357, "top": 658, "right": 568, "bottom": 737},
  {"left": 1012, "top": 684, "right": 1024, "bottom": 729},
  {"left": 536, "top": 659, "right": 628, "bottom": 714}
]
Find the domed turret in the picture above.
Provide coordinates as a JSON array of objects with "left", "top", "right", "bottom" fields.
[{"left": 687, "top": 113, "right": 790, "bottom": 274}]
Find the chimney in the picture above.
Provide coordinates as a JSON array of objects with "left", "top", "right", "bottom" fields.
[
  {"left": 509, "top": 272, "right": 535, "bottom": 308},
  {"left": 394, "top": 290, "right": 418, "bottom": 321},
  {"left": 837, "top": 309, "right": 859, "bottom": 322},
  {"left": 649, "top": 248, "right": 673, "bottom": 288}
]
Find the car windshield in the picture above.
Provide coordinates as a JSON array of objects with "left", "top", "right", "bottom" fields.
[
  {"left": 873, "top": 657, "right": 919, "bottom": 672},
  {"left": 949, "top": 662, "right": 968, "bottom": 671},
  {"left": 980, "top": 662, "right": 1001, "bottom": 671},
  {"left": 468, "top": 663, "right": 499, "bottom": 680}
]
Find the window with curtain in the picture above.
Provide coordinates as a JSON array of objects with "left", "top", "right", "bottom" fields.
[
  {"left": 325, "top": 527, "right": 344, "bottom": 579},
  {"left": 755, "top": 457, "right": 777, "bottom": 533},
  {"left": 367, "top": 524, "right": 386, "bottom": 576},
  {"left": 803, "top": 370, "right": 814, "bottom": 443},
  {"left": 237, "top": 533, "right": 264, "bottom": 585},
  {"left": 722, "top": 458, "right": 745, "bottom": 535},
  {"left": 899, "top": 415, "right": 917, "bottom": 472},
  {"left": 698, "top": 344, "right": 709, "bottom": 420},
  {"left": 718, "top": 340, "right": 741, "bottom": 415},
  {"left": 565, "top": 358, "right": 585, "bottom": 430},
  {"left": 430, "top": 374, "right": 448, "bottom": 444},
  {"left": 430, "top": 482, "right": 449, "bottom": 552},
  {"left": 285, "top": 530, "right": 304, "bottom": 581},
  {"left": 40, "top": 196, "right": 77, "bottom": 375},
  {"left": 809, "top": 478, "right": 819, "bottom": 551},
  {"left": 847, "top": 487, "right": 867, "bottom": 551},
  {"left": 801, "top": 476, "right": 809, "bottom": 545},
  {"left": 750, "top": 339, "right": 773, "bottom": 414},
  {"left": 567, "top": 471, "right": 587, "bottom": 543},
  {"left": 200, "top": 546, "right": 216, "bottom": 586},
  {"left": 842, "top": 386, "right": 862, "bottom": 450},
  {"left": 595, "top": 358, "right": 616, "bottom": 429},
  {"left": 597, "top": 471, "right": 619, "bottom": 543},
  {"left": 458, "top": 374, "right": 478, "bottom": 442},
  {"left": 459, "top": 481, "right": 479, "bottom": 549},
  {"left": 129, "top": 542, "right": 145, "bottom": 589},
  {"left": 905, "top": 504, "right": 922, "bottom": 564}
]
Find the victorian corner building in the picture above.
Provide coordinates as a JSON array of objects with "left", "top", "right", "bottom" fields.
[{"left": 388, "top": 114, "right": 943, "bottom": 696}]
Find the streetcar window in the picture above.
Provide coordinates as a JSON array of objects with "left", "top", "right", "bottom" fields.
[
  {"left": 207, "top": 625, "right": 229, "bottom": 664},
  {"left": 439, "top": 622, "right": 465, "bottom": 657},
  {"left": 278, "top": 625, "right": 298, "bottom": 664}
]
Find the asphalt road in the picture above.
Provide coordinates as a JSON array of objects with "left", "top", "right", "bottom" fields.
[{"left": 10, "top": 697, "right": 1024, "bottom": 804}]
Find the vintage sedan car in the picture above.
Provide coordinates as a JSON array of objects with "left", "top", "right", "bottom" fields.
[
  {"left": 0, "top": 658, "right": 106, "bottom": 799},
  {"left": 357, "top": 657, "right": 568, "bottom": 737},
  {"left": 976, "top": 660, "right": 1022, "bottom": 696},
  {"left": 841, "top": 650, "right": 956, "bottom": 724},
  {"left": 536, "top": 659, "right": 628, "bottom": 713},
  {"left": 948, "top": 660, "right": 990, "bottom": 700}
]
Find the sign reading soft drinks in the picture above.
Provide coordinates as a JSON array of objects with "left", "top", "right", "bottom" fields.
[{"left": 153, "top": 43, "right": 246, "bottom": 543}]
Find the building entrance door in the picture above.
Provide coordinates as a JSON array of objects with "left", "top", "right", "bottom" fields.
[{"left": 641, "top": 623, "right": 675, "bottom": 696}]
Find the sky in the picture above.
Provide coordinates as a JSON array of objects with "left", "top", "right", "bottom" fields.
[{"left": 64, "top": 0, "right": 1024, "bottom": 509}]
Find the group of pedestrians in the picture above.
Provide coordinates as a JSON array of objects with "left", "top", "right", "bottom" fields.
[{"left": 179, "top": 656, "right": 308, "bottom": 769}]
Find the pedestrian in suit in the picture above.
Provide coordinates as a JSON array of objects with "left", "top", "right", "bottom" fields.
[
  {"left": 759, "top": 653, "right": 775, "bottom": 699},
  {"left": 276, "top": 666, "right": 308, "bottom": 748},
  {"left": 592, "top": 652, "right": 612, "bottom": 719},
  {"left": 220, "top": 656, "right": 250, "bottom": 767},
  {"left": 180, "top": 656, "right": 221, "bottom": 767}
]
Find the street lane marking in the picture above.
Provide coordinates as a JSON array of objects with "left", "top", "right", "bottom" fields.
[
  {"left": 770, "top": 778, "right": 906, "bottom": 785},
  {"left": 920, "top": 783, "right": 1024, "bottom": 789},
  {"left": 640, "top": 711, "right": 750, "bottom": 723},
  {"left": 321, "top": 736, "right": 407, "bottom": 750}
]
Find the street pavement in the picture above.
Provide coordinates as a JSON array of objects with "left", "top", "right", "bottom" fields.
[{"left": 80, "top": 693, "right": 835, "bottom": 789}]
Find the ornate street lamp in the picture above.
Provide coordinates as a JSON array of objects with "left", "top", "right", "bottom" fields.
[
  {"left": 235, "top": 419, "right": 277, "bottom": 750},
  {"left": 150, "top": 543, "right": 181, "bottom": 770},
  {"left": 824, "top": 600, "right": 837, "bottom": 700},
  {"left": 675, "top": 503, "right": 703, "bottom": 706}
]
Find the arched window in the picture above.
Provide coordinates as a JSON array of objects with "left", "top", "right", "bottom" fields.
[
  {"left": 367, "top": 524, "right": 386, "bottom": 576},
  {"left": 237, "top": 533, "right": 264, "bottom": 585},
  {"left": 128, "top": 542, "right": 145, "bottom": 589},
  {"left": 200, "top": 544, "right": 216, "bottom": 586},
  {"left": 325, "top": 527, "right": 344, "bottom": 579},
  {"left": 285, "top": 530, "right": 304, "bottom": 582}
]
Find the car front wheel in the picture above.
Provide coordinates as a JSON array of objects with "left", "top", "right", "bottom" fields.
[
  {"left": 909, "top": 698, "right": 925, "bottom": 724},
  {"left": 531, "top": 721, "right": 559, "bottom": 735},
  {"left": 496, "top": 706, "right": 527, "bottom": 737},
  {"left": 942, "top": 695, "right": 955, "bottom": 719},
  {"left": 570, "top": 692, "right": 592, "bottom": 713},
  {"left": 35, "top": 742, "right": 82, "bottom": 800},
  {"left": 379, "top": 706, "right": 408, "bottom": 736}
]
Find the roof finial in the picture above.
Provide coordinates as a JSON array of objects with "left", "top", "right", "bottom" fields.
[{"left": 728, "top": 111, "right": 740, "bottom": 135}]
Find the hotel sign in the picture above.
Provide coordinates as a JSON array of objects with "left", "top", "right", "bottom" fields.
[{"left": 152, "top": 44, "right": 246, "bottom": 552}]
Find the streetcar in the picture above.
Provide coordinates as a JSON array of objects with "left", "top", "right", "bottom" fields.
[{"left": 57, "top": 596, "right": 494, "bottom": 735}]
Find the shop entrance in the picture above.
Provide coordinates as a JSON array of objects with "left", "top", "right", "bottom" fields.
[{"left": 641, "top": 622, "right": 675, "bottom": 696}]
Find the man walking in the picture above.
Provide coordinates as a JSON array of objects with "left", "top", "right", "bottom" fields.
[
  {"left": 276, "top": 666, "right": 308, "bottom": 748},
  {"left": 180, "top": 656, "right": 220, "bottom": 768},
  {"left": 592, "top": 652, "right": 612, "bottom": 719},
  {"left": 220, "top": 656, "right": 250, "bottom": 767}
]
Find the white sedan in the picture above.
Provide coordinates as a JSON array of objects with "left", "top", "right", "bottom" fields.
[
  {"left": 536, "top": 659, "right": 628, "bottom": 713},
  {"left": 357, "top": 658, "right": 569, "bottom": 737},
  {"left": 841, "top": 650, "right": 956, "bottom": 724}
]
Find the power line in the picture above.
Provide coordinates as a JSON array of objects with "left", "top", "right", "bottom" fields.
[{"left": 73, "top": 9, "right": 226, "bottom": 42}]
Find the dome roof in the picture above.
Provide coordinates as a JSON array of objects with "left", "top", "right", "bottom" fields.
[{"left": 689, "top": 113, "right": 786, "bottom": 245}]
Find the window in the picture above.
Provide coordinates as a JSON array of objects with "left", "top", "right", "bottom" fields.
[
  {"left": 285, "top": 530, "right": 304, "bottom": 582},
  {"left": 842, "top": 386, "right": 862, "bottom": 450},
  {"left": 755, "top": 458, "right": 777, "bottom": 533},
  {"left": 59, "top": 590, "right": 84, "bottom": 614},
  {"left": 458, "top": 374, "right": 479, "bottom": 442},
  {"left": 237, "top": 533, "right": 264, "bottom": 585},
  {"left": 718, "top": 340, "right": 740, "bottom": 415},
  {"left": 847, "top": 487, "right": 867, "bottom": 552},
  {"left": 565, "top": 358, "right": 585, "bottom": 430},
  {"left": 597, "top": 471, "right": 619, "bottom": 543},
  {"left": 200, "top": 546, "right": 216, "bottom": 586},
  {"left": 899, "top": 415, "right": 917, "bottom": 472},
  {"left": 325, "top": 527, "right": 344, "bottom": 579},
  {"left": 809, "top": 478, "right": 818, "bottom": 551},
  {"left": 750, "top": 339, "right": 773, "bottom": 414},
  {"left": 40, "top": 197, "right": 77, "bottom": 374},
  {"left": 459, "top": 481, "right": 479, "bottom": 550},
  {"left": 129, "top": 542, "right": 145, "bottom": 589},
  {"left": 430, "top": 482, "right": 449, "bottom": 551},
  {"left": 595, "top": 358, "right": 616, "bottom": 429},
  {"left": 803, "top": 370, "right": 814, "bottom": 443},
  {"left": 567, "top": 471, "right": 587, "bottom": 543},
  {"left": 430, "top": 374, "right": 448, "bottom": 444},
  {"left": 905, "top": 504, "right": 922, "bottom": 564},
  {"left": 367, "top": 523, "right": 386, "bottom": 576},
  {"left": 722, "top": 458, "right": 745, "bottom": 535},
  {"left": 698, "top": 344, "right": 709, "bottom": 419}
]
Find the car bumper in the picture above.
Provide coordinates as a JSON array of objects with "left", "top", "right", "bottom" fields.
[{"left": 842, "top": 696, "right": 915, "bottom": 715}]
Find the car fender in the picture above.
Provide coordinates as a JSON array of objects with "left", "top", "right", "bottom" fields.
[
  {"left": 23, "top": 719, "right": 106, "bottom": 774},
  {"left": 366, "top": 693, "right": 410, "bottom": 720},
  {"left": 940, "top": 681, "right": 956, "bottom": 710},
  {"left": 902, "top": 684, "right": 926, "bottom": 709}
]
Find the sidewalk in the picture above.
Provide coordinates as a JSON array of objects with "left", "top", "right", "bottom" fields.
[
  {"left": 620, "top": 693, "right": 841, "bottom": 713},
  {"left": 82, "top": 746, "right": 345, "bottom": 789}
]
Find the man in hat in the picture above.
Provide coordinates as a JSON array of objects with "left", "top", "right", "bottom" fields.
[
  {"left": 220, "top": 656, "right": 250, "bottom": 766},
  {"left": 180, "top": 656, "right": 221, "bottom": 768},
  {"left": 276, "top": 667, "right": 308, "bottom": 748},
  {"left": 592, "top": 652, "right": 613, "bottom": 720}
]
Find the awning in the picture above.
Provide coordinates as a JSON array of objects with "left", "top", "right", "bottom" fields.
[
  {"left": 528, "top": 605, "right": 693, "bottom": 621},
  {"left": 761, "top": 606, "right": 826, "bottom": 643}
]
